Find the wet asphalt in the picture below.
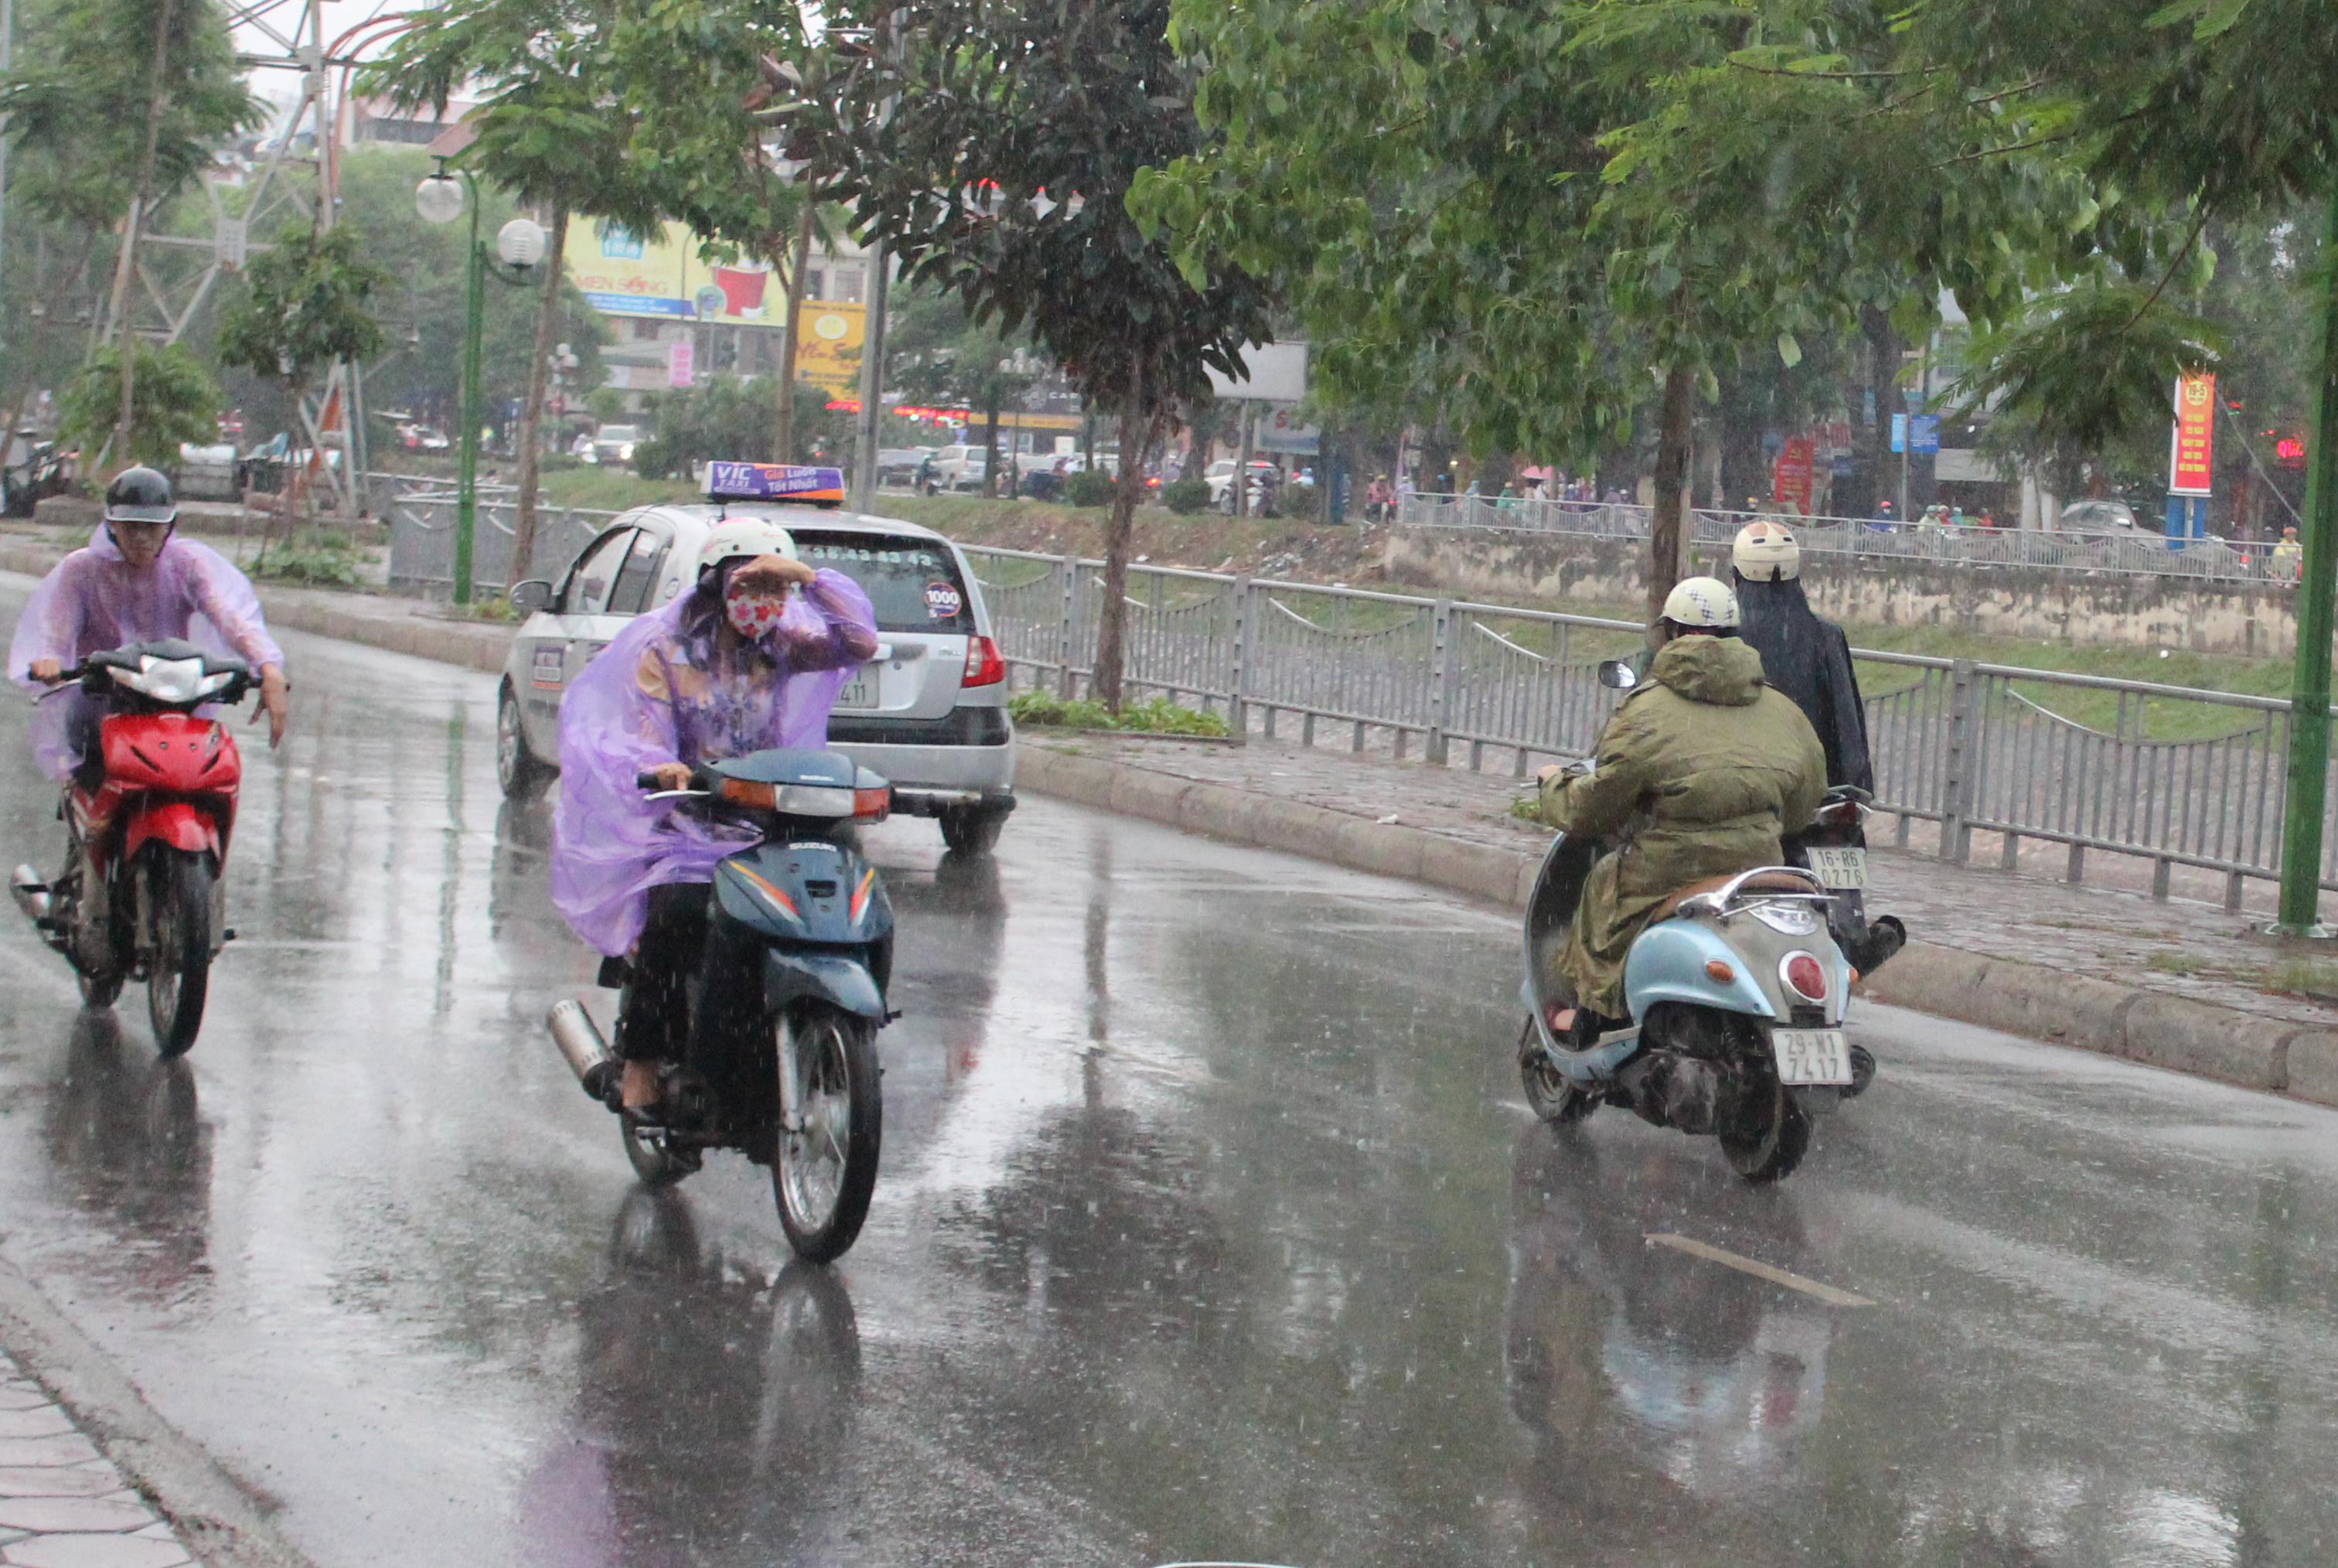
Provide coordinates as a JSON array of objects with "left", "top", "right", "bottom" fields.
[{"left": 6, "top": 573, "right": 2338, "bottom": 1568}]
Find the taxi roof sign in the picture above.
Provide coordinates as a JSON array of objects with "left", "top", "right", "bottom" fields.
[{"left": 705, "top": 462, "right": 846, "bottom": 507}]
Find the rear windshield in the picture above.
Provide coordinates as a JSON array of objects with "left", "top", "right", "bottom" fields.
[{"left": 795, "top": 532, "right": 974, "bottom": 633}]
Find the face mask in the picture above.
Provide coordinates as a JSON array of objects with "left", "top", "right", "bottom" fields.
[{"left": 724, "top": 580, "right": 789, "bottom": 640}]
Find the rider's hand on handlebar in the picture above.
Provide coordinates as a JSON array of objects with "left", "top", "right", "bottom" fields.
[
  {"left": 644, "top": 762, "right": 694, "bottom": 792},
  {"left": 254, "top": 666, "right": 288, "bottom": 748},
  {"left": 27, "top": 658, "right": 63, "bottom": 685}
]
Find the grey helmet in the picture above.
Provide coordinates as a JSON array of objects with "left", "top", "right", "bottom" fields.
[{"left": 104, "top": 465, "right": 177, "bottom": 526}]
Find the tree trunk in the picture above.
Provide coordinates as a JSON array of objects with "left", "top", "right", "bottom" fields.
[
  {"left": 772, "top": 199, "right": 815, "bottom": 462},
  {"left": 1093, "top": 357, "right": 1148, "bottom": 712},
  {"left": 109, "top": 0, "right": 182, "bottom": 469},
  {"left": 508, "top": 202, "right": 568, "bottom": 590},
  {"left": 1646, "top": 361, "right": 1696, "bottom": 645},
  {"left": 982, "top": 387, "right": 1001, "bottom": 499}
]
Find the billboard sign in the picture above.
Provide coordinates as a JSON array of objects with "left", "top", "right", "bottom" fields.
[
  {"left": 792, "top": 303, "right": 866, "bottom": 396},
  {"left": 2169, "top": 371, "right": 2216, "bottom": 496},
  {"left": 1208, "top": 340, "right": 1307, "bottom": 403},
  {"left": 1771, "top": 438, "right": 1815, "bottom": 513},
  {"left": 1256, "top": 403, "right": 1321, "bottom": 455}
]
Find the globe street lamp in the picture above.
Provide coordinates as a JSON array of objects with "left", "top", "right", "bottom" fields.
[{"left": 414, "top": 161, "right": 547, "bottom": 604}]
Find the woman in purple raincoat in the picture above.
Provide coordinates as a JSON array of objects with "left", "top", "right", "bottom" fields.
[
  {"left": 550, "top": 514, "right": 878, "bottom": 1116},
  {"left": 8, "top": 467, "right": 288, "bottom": 785}
]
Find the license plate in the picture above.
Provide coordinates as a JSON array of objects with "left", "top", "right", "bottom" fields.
[
  {"left": 1773, "top": 1028, "right": 1853, "bottom": 1086},
  {"left": 1807, "top": 847, "right": 1866, "bottom": 889},
  {"left": 835, "top": 666, "right": 878, "bottom": 711}
]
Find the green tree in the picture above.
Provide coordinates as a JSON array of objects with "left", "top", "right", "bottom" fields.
[
  {"left": 366, "top": 0, "right": 666, "bottom": 584},
  {"left": 214, "top": 222, "right": 392, "bottom": 516},
  {"left": 801, "top": 0, "right": 1273, "bottom": 709},
  {"left": 54, "top": 343, "right": 217, "bottom": 469},
  {"left": 0, "top": 0, "right": 258, "bottom": 466}
]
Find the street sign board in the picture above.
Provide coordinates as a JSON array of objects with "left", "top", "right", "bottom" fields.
[
  {"left": 2169, "top": 371, "right": 2215, "bottom": 496},
  {"left": 1909, "top": 414, "right": 1941, "bottom": 455}
]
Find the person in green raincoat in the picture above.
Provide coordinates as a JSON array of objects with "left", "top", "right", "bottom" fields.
[{"left": 1535, "top": 577, "right": 1827, "bottom": 1032}]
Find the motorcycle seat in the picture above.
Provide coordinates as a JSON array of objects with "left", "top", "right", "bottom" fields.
[{"left": 1653, "top": 869, "right": 1815, "bottom": 922}]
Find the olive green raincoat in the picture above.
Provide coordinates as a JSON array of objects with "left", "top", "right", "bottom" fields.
[{"left": 1536, "top": 635, "right": 1826, "bottom": 1018}]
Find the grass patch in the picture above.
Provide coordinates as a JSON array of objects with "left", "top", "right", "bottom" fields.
[
  {"left": 2145, "top": 950, "right": 2207, "bottom": 977},
  {"left": 535, "top": 468, "right": 702, "bottom": 513},
  {"left": 451, "top": 596, "right": 523, "bottom": 623},
  {"left": 252, "top": 530, "right": 366, "bottom": 588},
  {"left": 1009, "top": 690, "right": 1230, "bottom": 737}
]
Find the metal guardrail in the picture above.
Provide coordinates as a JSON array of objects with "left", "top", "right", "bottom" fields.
[
  {"left": 372, "top": 473, "right": 622, "bottom": 598},
  {"left": 1394, "top": 494, "right": 2299, "bottom": 585},
  {"left": 965, "top": 545, "right": 2338, "bottom": 902}
]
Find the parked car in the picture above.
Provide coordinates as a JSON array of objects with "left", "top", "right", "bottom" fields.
[
  {"left": 588, "top": 424, "right": 642, "bottom": 466},
  {"left": 878, "top": 446, "right": 939, "bottom": 488},
  {"left": 929, "top": 444, "right": 989, "bottom": 493},
  {"left": 2057, "top": 499, "right": 2139, "bottom": 532},
  {"left": 496, "top": 485, "right": 1017, "bottom": 854}
]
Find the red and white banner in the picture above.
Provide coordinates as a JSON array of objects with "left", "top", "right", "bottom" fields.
[
  {"left": 1771, "top": 437, "right": 1815, "bottom": 514},
  {"left": 2169, "top": 372, "right": 2215, "bottom": 496}
]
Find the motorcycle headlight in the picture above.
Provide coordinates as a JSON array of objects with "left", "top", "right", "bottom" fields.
[
  {"left": 196, "top": 670, "right": 238, "bottom": 697},
  {"left": 121, "top": 656, "right": 206, "bottom": 704}
]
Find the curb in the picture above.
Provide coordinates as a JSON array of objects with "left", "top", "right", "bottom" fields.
[
  {"left": 1015, "top": 740, "right": 2338, "bottom": 1112},
  {"left": 0, "top": 1256, "right": 319, "bottom": 1568}
]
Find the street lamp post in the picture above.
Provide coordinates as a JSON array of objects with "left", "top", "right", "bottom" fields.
[{"left": 415, "top": 163, "right": 546, "bottom": 605}]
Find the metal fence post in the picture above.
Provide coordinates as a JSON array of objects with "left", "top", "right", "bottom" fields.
[
  {"left": 1056, "top": 553, "right": 1077, "bottom": 700},
  {"left": 1228, "top": 574, "right": 1253, "bottom": 744},
  {"left": 1426, "top": 598, "right": 1453, "bottom": 765},
  {"left": 1941, "top": 659, "right": 1977, "bottom": 864}
]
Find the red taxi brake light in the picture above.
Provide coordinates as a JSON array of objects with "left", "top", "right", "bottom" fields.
[
  {"left": 1783, "top": 953, "right": 1828, "bottom": 1002},
  {"left": 963, "top": 635, "right": 1005, "bottom": 687}
]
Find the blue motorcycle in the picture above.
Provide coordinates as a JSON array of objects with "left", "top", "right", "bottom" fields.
[
  {"left": 550, "top": 748, "right": 895, "bottom": 1262},
  {"left": 1518, "top": 830, "right": 1859, "bottom": 1183}
]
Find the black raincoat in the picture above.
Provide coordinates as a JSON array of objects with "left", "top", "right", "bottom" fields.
[{"left": 1733, "top": 574, "right": 1873, "bottom": 794}]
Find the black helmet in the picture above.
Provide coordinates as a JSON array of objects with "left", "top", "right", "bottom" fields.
[{"left": 104, "top": 465, "right": 176, "bottom": 525}]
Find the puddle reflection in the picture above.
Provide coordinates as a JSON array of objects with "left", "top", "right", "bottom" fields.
[{"left": 41, "top": 1010, "right": 210, "bottom": 1297}]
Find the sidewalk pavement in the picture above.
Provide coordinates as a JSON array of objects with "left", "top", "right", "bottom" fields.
[
  {"left": 1015, "top": 728, "right": 2338, "bottom": 1106},
  {"left": 0, "top": 1356, "right": 197, "bottom": 1568}
]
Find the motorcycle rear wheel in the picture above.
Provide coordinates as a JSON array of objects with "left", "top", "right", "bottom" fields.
[
  {"left": 621, "top": 1111, "right": 700, "bottom": 1186},
  {"left": 1518, "top": 1017, "right": 1597, "bottom": 1124},
  {"left": 1718, "top": 1072, "right": 1811, "bottom": 1183},
  {"left": 772, "top": 1004, "right": 882, "bottom": 1264},
  {"left": 145, "top": 850, "right": 211, "bottom": 1058}
]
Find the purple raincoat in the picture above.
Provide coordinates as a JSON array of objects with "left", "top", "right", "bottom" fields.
[
  {"left": 550, "top": 568, "right": 879, "bottom": 956},
  {"left": 6, "top": 529, "right": 285, "bottom": 783}
]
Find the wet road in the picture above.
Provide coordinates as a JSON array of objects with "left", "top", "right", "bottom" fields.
[{"left": 6, "top": 573, "right": 2338, "bottom": 1568}]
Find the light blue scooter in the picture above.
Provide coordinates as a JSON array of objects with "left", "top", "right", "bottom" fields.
[{"left": 1518, "top": 827, "right": 1859, "bottom": 1183}]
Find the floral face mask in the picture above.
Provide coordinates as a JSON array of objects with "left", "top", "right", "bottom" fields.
[{"left": 724, "top": 578, "right": 790, "bottom": 640}]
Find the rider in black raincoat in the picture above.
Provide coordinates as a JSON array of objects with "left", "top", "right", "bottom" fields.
[{"left": 1730, "top": 521, "right": 1871, "bottom": 793}]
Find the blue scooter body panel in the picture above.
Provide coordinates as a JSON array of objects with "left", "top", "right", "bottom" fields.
[
  {"left": 714, "top": 838, "right": 895, "bottom": 946},
  {"left": 1624, "top": 920, "right": 1780, "bottom": 1021},
  {"left": 763, "top": 949, "right": 887, "bottom": 1021}
]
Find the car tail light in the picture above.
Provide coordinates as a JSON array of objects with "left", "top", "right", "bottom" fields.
[
  {"left": 1783, "top": 953, "right": 1828, "bottom": 1002},
  {"left": 853, "top": 786, "right": 891, "bottom": 821},
  {"left": 963, "top": 635, "right": 1005, "bottom": 687}
]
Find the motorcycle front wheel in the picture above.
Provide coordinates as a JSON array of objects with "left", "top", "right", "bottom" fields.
[
  {"left": 144, "top": 849, "right": 212, "bottom": 1058},
  {"left": 1718, "top": 1071, "right": 1811, "bottom": 1183},
  {"left": 772, "top": 1004, "right": 882, "bottom": 1264}
]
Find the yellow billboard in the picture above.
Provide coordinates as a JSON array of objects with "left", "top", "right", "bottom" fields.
[{"left": 565, "top": 216, "right": 861, "bottom": 390}]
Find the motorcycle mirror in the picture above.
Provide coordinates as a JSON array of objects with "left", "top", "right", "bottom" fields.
[{"left": 1596, "top": 659, "right": 1638, "bottom": 691}]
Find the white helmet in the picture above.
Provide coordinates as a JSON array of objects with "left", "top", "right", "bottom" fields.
[
  {"left": 1732, "top": 520, "right": 1800, "bottom": 581},
  {"left": 696, "top": 515, "right": 798, "bottom": 577},
  {"left": 1660, "top": 575, "right": 1740, "bottom": 629}
]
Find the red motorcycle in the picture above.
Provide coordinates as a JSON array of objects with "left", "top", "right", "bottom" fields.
[{"left": 11, "top": 639, "right": 252, "bottom": 1055}]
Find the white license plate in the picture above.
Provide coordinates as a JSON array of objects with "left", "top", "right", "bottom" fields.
[
  {"left": 1773, "top": 1028, "right": 1853, "bottom": 1086},
  {"left": 835, "top": 666, "right": 878, "bottom": 711},
  {"left": 1807, "top": 847, "right": 1866, "bottom": 889}
]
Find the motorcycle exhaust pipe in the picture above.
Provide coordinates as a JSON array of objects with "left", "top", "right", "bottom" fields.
[
  {"left": 547, "top": 999, "right": 619, "bottom": 1105},
  {"left": 10, "top": 865, "right": 51, "bottom": 926}
]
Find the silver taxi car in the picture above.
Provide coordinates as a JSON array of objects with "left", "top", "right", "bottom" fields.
[{"left": 496, "top": 481, "right": 1015, "bottom": 854}]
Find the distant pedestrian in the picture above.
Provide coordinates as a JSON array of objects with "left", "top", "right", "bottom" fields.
[{"left": 2274, "top": 526, "right": 2302, "bottom": 580}]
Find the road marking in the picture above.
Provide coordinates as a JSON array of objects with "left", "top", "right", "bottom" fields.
[{"left": 1644, "top": 1232, "right": 1876, "bottom": 1307}]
